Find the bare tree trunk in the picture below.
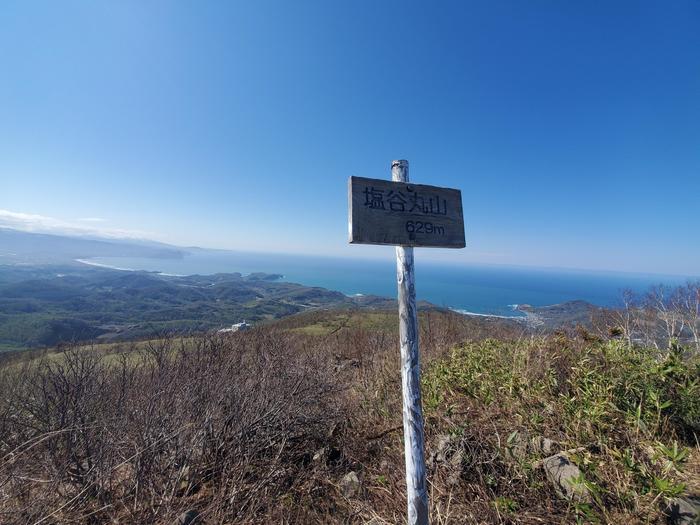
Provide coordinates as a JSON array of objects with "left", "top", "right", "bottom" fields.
[
  {"left": 679, "top": 281, "right": 700, "bottom": 352},
  {"left": 646, "top": 285, "right": 684, "bottom": 349}
]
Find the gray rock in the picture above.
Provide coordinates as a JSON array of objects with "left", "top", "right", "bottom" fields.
[
  {"left": 312, "top": 447, "right": 327, "bottom": 464},
  {"left": 174, "top": 510, "right": 200, "bottom": 525},
  {"left": 664, "top": 496, "right": 700, "bottom": 525},
  {"left": 505, "top": 431, "right": 558, "bottom": 460},
  {"left": 334, "top": 357, "right": 360, "bottom": 372},
  {"left": 340, "top": 471, "right": 361, "bottom": 498},
  {"left": 312, "top": 446, "right": 341, "bottom": 466},
  {"left": 428, "top": 435, "right": 463, "bottom": 466},
  {"left": 531, "top": 436, "right": 556, "bottom": 456},
  {"left": 427, "top": 434, "right": 464, "bottom": 486},
  {"left": 542, "top": 454, "right": 591, "bottom": 503}
]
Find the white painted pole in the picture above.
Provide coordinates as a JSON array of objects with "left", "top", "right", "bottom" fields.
[{"left": 392, "top": 159, "right": 429, "bottom": 525}]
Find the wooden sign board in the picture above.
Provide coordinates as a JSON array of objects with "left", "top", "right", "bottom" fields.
[{"left": 348, "top": 176, "right": 465, "bottom": 248}]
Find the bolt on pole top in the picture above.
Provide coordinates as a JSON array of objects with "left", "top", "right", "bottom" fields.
[{"left": 392, "top": 159, "right": 409, "bottom": 183}]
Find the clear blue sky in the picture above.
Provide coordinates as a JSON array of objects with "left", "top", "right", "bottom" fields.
[{"left": 1, "top": 1, "right": 699, "bottom": 275}]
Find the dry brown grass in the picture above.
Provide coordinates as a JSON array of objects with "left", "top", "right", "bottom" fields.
[{"left": 1, "top": 309, "right": 696, "bottom": 524}]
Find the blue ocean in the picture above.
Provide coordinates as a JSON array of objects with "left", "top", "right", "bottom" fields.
[{"left": 81, "top": 251, "right": 694, "bottom": 318}]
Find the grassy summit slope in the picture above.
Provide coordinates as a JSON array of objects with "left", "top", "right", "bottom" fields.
[
  {"left": 420, "top": 338, "right": 700, "bottom": 523},
  {"left": 0, "top": 309, "right": 697, "bottom": 523}
]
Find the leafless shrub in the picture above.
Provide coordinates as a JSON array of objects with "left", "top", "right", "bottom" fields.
[
  {"left": 0, "top": 329, "right": 343, "bottom": 524},
  {"left": 595, "top": 282, "right": 700, "bottom": 353},
  {"left": 677, "top": 281, "right": 700, "bottom": 352}
]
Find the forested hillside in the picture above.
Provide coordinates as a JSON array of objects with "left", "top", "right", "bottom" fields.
[{"left": 0, "top": 265, "right": 397, "bottom": 352}]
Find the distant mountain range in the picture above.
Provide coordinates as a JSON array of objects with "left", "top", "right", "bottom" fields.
[{"left": 0, "top": 228, "right": 188, "bottom": 264}]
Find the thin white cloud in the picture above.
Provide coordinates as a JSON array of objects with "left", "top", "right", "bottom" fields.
[
  {"left": 78, "top": 217, "right": 106, "bottom": 223},
  {"left": 0, "top": 209, "right": 152, "bottom": 239}
]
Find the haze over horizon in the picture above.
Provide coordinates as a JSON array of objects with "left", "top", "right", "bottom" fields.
[
  {"left": 2, "top": 1, "right": 699, "bottom": 275},
  {"left": 1, "top": 217, "right": 697, "bottom": 281}
]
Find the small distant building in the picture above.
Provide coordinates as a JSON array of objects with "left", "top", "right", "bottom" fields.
[{"left": 217, "top": 320, "right": 250, "bottom": 333}]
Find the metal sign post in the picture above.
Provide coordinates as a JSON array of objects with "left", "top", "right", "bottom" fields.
[{"left": 348, "top": 160, "right": 465, "bottom": 525}]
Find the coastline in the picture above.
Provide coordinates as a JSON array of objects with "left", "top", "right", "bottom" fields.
[
  {"left": 73, "top": 256, "right": 613, "bottom": 325},
  {"left": 75, "top": 257, "right": 580, "bottom": 324},
  {"left": 75, "top": 258, "right": 137, "bottom": 272},
  {"left": 450, "top": 307, "right": 544, "bottom": 328},
  {"left": 75, "top": 258, "right": 186, "bottom": 277},
  {"left": 449, "top": 307, "right": 525, "bottom": 320}
]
